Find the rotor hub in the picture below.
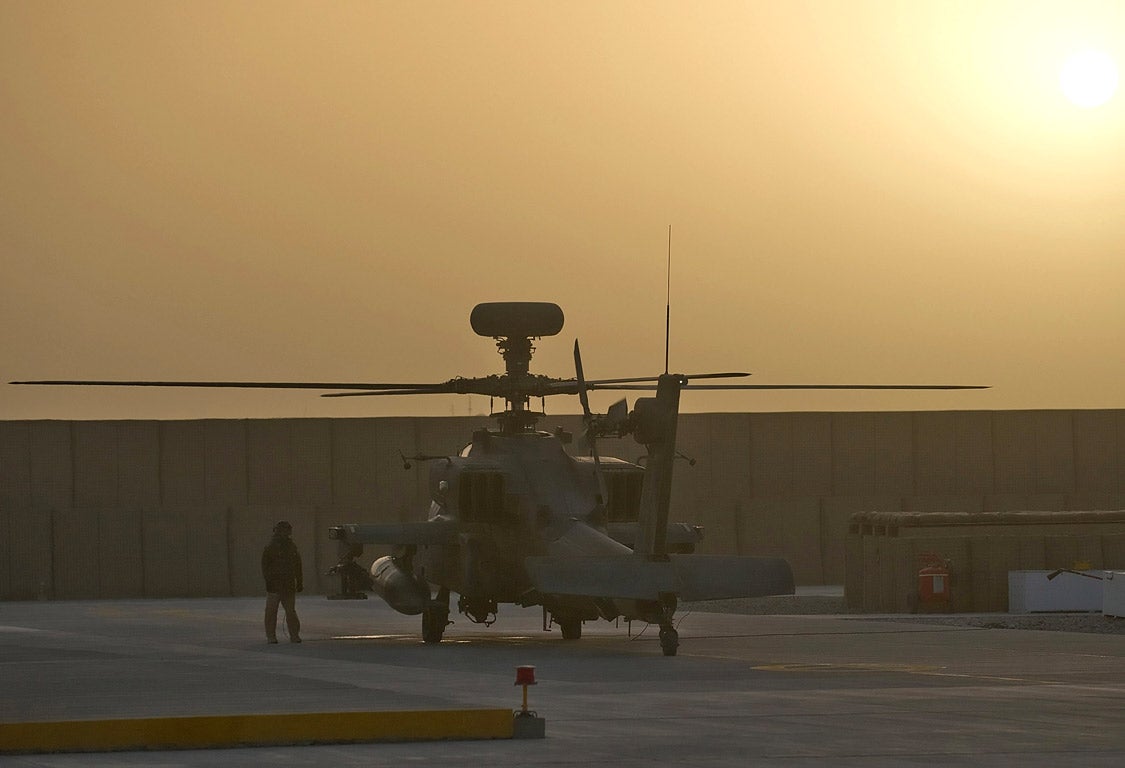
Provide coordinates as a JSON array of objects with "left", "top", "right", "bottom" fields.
[{"left": 469, "top": 303, "right": 565, "bottom": 434}]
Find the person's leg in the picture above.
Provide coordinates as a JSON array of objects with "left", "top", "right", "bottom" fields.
[
  {"left": 281, "top": 591, "right": 301, "bottom": 642},
  {"left": 264, "top": 592, "right": 281, "bottom": 643}
]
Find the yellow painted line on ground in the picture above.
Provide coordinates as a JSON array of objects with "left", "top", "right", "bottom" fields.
[
  {"left": 753, "top": 662, "right": 942, "bottom": 673},
  {"left": 0, "top": 709, "right": 514, "bottom": 754}
]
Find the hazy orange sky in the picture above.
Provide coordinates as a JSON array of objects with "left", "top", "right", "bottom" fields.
[{"left": 3, "top": 1, "right": 1123, "bottom": 420}]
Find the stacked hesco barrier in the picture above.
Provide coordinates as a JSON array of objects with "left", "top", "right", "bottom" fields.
[{"left": 845, "top": 510, "right": 1125, "bottom": 613}]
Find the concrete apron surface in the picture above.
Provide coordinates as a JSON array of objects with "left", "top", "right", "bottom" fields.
[{"left": 1, "top": 596, "right": 1123, "bottom": 767}]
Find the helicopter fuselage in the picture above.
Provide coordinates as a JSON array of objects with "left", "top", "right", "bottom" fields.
[
  {"left": 367, "top": 427, "right": 687, "bottom": 629},
  {"left": 15, "top": 300, "right": 821, "bottom": 653}
]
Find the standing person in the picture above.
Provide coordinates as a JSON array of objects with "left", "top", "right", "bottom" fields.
[{"left": 262, "top": 520, "right": 302, "bottom": 644}]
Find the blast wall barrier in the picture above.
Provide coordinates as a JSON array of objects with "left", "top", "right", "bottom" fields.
[
  {"left": 845, "top": 510, "right": 1125, "bottom": 612},
  {"left": 3, "top": 410, "right": 1124, "bottom": 601}
]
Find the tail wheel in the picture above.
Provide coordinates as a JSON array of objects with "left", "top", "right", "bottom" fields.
[
  {"left": 422, "top": 607, "right": 446, "bottom": 643},
  {"left": 559, "top": 616, "right": 582, "bottom": 640},
  {"left": 659, "top": 626, "right": 678, "bottom": 656},
  {"left": 422, "top": 587, "right": 450, "bottom": 644}
]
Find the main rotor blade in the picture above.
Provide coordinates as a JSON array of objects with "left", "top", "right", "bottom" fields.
[
  {"left": 583, "top": 371, "right": 749, "bottom": 386},
  {"left": 543, "top": 371, "right": 750, "bottom": 395},
  {"left": 10, "top": 380, "right": 448, "bottom": 390},
  {"left": 591, "top": 383, "right": 990, "bottom": 391},
  {"left": 687, "top": 384, "right": 990, "bottom": 390},
  {"left": 321, "top": 388, "right": 458, "bottom": 398}
]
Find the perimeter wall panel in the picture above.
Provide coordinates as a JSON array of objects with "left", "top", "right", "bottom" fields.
[
  {"left": 1119, "top": 411, "right": 1125, "bottom": 492},
  {"left": 6, "top": 508, "right": 52, "bottom": 599},
  {"left": 1077, "top": 535, "right": 1104, "bottom": 569},
  {"left": 186, "top": 506, "right": 231, "bottom": 596},
  {"left": 0, "top": 422, "right": 31, "bottom": 598},
  {"left": 701, "top": 414, "right": 751, "bottom": 555},
  {"left": 985, "top": 493, "right": 1066, "bottom": 512},
  {"left": 873, "top": 412, "right": 914, "bottom": 495},
  {"left": 792, "top": 414, "right": 832, "bottom": 497},
  {"left": 1105, "top": 534, "right": 1125, "bottom": 568},
  {"left": 332, "top": 419, "right": 380, "bottom": 510},
  {"left": 913, "top": 413, "right": 955, "bottom": 495},
  {"left": 1072, "top": 411, "right": 1118, "bottom": 493},
  {"left": 293, "top": 419, "right": 332, "bottom": 508},
  {"left": 831, "top": 413, "right": 876, "bottom": 496},
  {"left": 374, "top": 418, "right": 423, "bottom": 524},
  {"left": 1019, "top": 537, "right": 1046, "bottom": 570},
  {"left": 0, "top": 422, "right": 31, "bottom": 509},
  {"left": 902, "top": 495, "right": 984, "bottom": 513},
  {"left": 3, "top": 409, "right": 1125, "bottom": 598},
  {"left": 247, "top": 420, "right": 293, "bottom": 506},
  {"left": 954, "top": 411, "right": 993, "bottom": 493},
  {"left": 73, "top": 422, "right": 117, "bottom": 508},
  {"left": 205, "top": 420, "right": 247, "bottom": 507},
  {"left": 29, "top": 421, "right": 71, "bottom": 511},
  {"left": 161, "top": 422, "right": 206, "bottom": 508},
  {"left": 142, "top": 508, "right": 188, "bottom": 597},
  {"left": 741, "top": 497, "right": 823, "bottom": 584},
  {"left": 1044, "top": 536, "right": 1080, "bottom": 571},
  {"left": 52, "top": 507, "right": 99, "bottom": 599},
  {"left": 968, "top": 539, "right": 992, "bottom": 612},
  {"left": 0, "top": 496, "right": 8, "bottom": 598},
  {"left": 293, "top": 515, "right": 317, "bottom": 597},
  {"left": 1067, "top": 492, "right": 1125, "bottom": 511},
  {"left": 993, "top": 412, "right": 1037, "bottom": 494},
  {"left": 99, "top": 506, "right": 144, "bottom": 597},
  {"left": 1035, "top": 411, "right": 1074, "bottom": 494},
  {"left": 749, "top": 413, "right": 792, "bottom": 498},
  {"left": 117, "top": 422, "right": 160, "bottom": 509},
  {"left": 986, "top": 538, "right": 1020, "bottom": 611}
]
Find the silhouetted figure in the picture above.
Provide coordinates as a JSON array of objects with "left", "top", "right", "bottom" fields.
[{"left": 262, "top": 520, "right": 302, "bottom": 643}]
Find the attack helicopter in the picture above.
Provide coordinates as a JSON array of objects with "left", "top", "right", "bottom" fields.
[{"left": 12, "top": 301, "right": 986, "bottom": 655}]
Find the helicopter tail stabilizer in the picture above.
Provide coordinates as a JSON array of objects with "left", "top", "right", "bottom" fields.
[
  {"left": 671, "top": 554, "right": 794, "bottom": 601},
  {"left": 525, "top": 554, "right": 794, "bottom": 602},
  {"left": 328, "top": 520, "right": 458, "bottom": 546},
  {"left": 525, "top": 555, "right": 675, "bottom": 600}
]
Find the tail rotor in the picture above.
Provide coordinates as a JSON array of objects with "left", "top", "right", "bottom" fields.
[{"left": 573, "top": 340, "right": 609, "bottom": 511}]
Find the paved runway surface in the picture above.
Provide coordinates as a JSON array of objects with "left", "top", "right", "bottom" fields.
[{"left": 2, "top": 596, "right": 1123, "bottom": 766}]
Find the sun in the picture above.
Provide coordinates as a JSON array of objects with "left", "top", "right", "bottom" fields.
[{"left": 1059, "top": 48, "right": 1119, "bottom": 108}]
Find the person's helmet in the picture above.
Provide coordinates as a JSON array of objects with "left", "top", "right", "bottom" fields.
[{"left": 273, "top": 520, "right": 293, "bottom": 535}]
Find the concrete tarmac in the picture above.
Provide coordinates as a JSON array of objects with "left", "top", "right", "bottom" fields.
[{"left": 2, "top": 596, "right": 1123, "bottom": 766}]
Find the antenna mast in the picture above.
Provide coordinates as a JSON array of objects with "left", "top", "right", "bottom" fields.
[{"left": 664, "top": 224, "right": 671, "bottom": 375}]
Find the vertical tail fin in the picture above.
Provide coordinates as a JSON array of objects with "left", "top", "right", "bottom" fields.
[{"left": 632, "top": 373, "right": 684, "bottom": 559}]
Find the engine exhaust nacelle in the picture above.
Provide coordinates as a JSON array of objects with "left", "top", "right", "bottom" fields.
[{"left": 370, "top": 556, "right": 430, "bottom": 616}]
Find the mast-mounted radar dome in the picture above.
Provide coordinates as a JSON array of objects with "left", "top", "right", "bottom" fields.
[{"left": 470, "top": 302, "right": 564, "bottom": 339}]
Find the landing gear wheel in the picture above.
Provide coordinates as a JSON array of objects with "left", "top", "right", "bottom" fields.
[
  {"left": 559, "top": 616, "right": 582, "bottom": 640},
  {"left": 422, "top": 586, "right": 450, "bottom": 644},
  {"left": 422, "top": 607, "right": 446, "bottom": 643},
  {"left": 659, "top": 625, "right": 679, "bottom": 656}
]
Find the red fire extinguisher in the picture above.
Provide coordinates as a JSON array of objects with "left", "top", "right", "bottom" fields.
[{"left": 917, "top": 553, "right": 951, "bottom": 612}]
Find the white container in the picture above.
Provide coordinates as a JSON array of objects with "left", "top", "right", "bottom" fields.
[
  {"left": 1103, "top": 571, "right": 1125, "bottom": 618},
  {"left": 1008, "top": 570, "right": 1104, "bottom": 613}
]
